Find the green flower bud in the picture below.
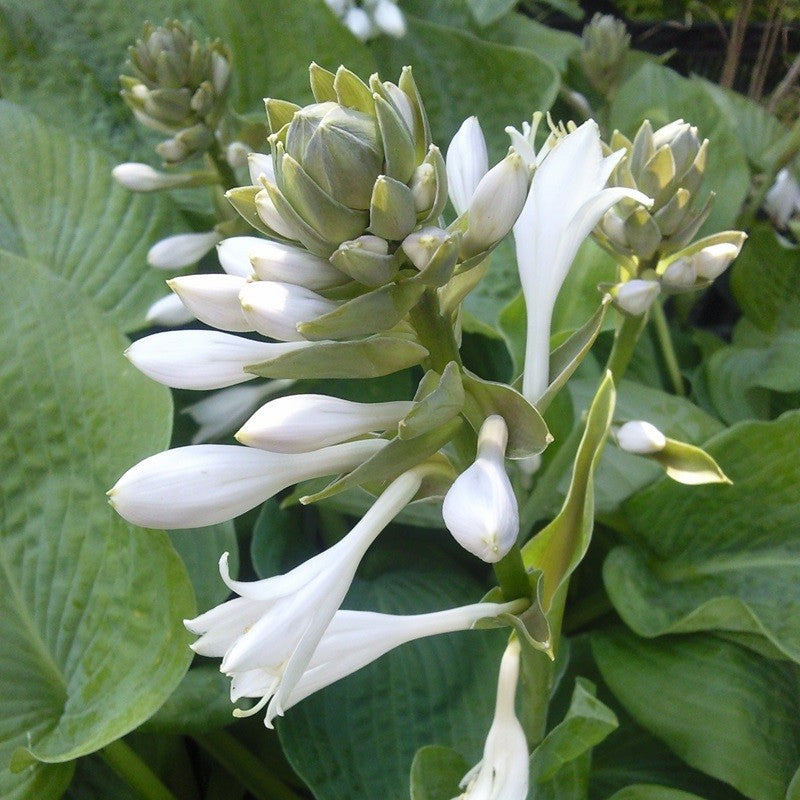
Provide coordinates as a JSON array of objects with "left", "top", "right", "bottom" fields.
[
  {"left": 580, "top": 13, "right": 630, "bottom": 95},
  {"left": 231, "top": 64, "right": 441, "bottom": 261},
  {"left": 600, "top": 119, "right": 711, "bottom": 263},
  {"left": 121, "top": 20, "right": 231, "bottom": 161}
]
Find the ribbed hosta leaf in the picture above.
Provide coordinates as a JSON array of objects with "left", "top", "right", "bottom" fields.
[
  {"left": 0, "top": 253, "right": 192, "bottom": 799},
  {"left": 0, "top": 100, "right": 183, "bottom": 332}
]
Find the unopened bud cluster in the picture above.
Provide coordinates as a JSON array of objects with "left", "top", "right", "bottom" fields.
[
  {"left": 121, "top": 20, "right": 231, "bottom": 164},
  {"left": 580, "top": 13, "right": 630, "bottom": 95}
]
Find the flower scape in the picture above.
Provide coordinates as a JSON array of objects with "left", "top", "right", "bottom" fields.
[{"left": 107, "top": 49, "right": 744, "bottom": 798}]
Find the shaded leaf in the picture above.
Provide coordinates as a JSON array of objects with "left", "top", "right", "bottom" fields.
[{"left": 410, "top": 745, "right": 468, "bottom": 800}]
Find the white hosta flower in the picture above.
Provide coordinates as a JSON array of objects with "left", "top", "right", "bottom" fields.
[
  {"left": 126, "top": 330, "right": 313, "bottom": 390},
  {"left": 168, "top": 274, "right": 251, "bottom": 332},
  {"left": 112, "top": 162, "right": 204, "bottom": 192},
  {"left": 613, "top": 279, "right": 660, "bottom": 316},
  {"left": 248, "top": 152, "right": 276, "bottom": 186},
  {"left": 145, "top": 293, "right": 195, "bottom": 327},
  {"left": 344, "top": 6, "right": 374, "bottom": 40},
  {"left": 462, "top": 150, "right": 530, "bottom": 257},
  {"left": 446, "top": 117, "right": 489, "bottom": 216},
  {"left": 147, "top": 231, "right": 223, "bottom": 270},
  {"left": 512, "top": 119, "right": 652, "bottom": 404},
  {"left": 442, "top": 415, "right": 519, "bottom": 563},
  {"left": 237, "top": 394, "right": 413, "bottom": 452},
  {"left": 505, "top": 112, "right": 561, "bottom": 170},
  {"left": 239, "top": 281, "right": 339, "bottom": 341},
  {"left": 693, "top": 242, "right": 743, "bottom": 281},
  {"left": 184, "top": 380, "right": 295, "bottom": 444},
  {"left": 232, "top": 599, "right": 523, "bottom": 715},
  {"left": 108, "top": 438, "right": 387, "bottom": 529},
  {"left": 616, "top": 420, "right": 667, "bottom": 454},
  {"left": 372, "top": 0, "right": 406, "bottom": 37},
  {"left": 185, "top": 469, "right": 425, "bottom": 725},
  {"left": 455, "top": 639, "right": 528, "bottom": 800},
  {"left": 764, "top": 168, "right": 800, "bottom": 229}
]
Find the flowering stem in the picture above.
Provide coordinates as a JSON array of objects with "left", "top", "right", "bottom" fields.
[
  {"left": 193, "top": 731, "right": 304, "bottom": 800},
  {"left": 493, "top": 544, "right": 532, "bottom": 602},
  {"left": 100, "top": 739, "right": 178, "bottom": 800},
  {"left": 651, "top": 300, "right": 686, "bottom": 396},
  {"left": 208, "top": 140, "right": 239, "bottom": 192},
  {"left": 408, "top": 288, "right": 462, "bottom": 373},
  {"left": 605, "top": 312, "right": 648, "bottom": 384}
]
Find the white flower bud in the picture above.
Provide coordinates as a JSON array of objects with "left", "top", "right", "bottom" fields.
[
  {"left": 108, "top": 438, "right": 387, "bottom": 529},
  {"left": 250, "top": 240, "right": 349, "bottom": 289},
  {"left": 167, "top": 274, "right": 252, "bottom": 332},
  {"left": 462, "top": 150, "right": 530, "bottom": 256},
  {"left": 325, "top": 0, "right": 349, "bottom": 15},
  {"left": 185, "top": 380, "right": 295, "bottom": 444},
  {"left": 216, "top": 237, "right": 258, "bottom": 278},
  {"left": 255, "top": 188, "right": 298, "bottom": 240},
  {"left": 236, "top": 394, "right": 413, "bottom": 452},
  {"left": 147, "top": 231, "right": 222, "bottom": 270},
  {"left": 344, "top": 6, "right": 374, "bottom": 40},
  {"left": 372, "top": 0, "right": 406, "bottom": 37},
  {"left": 239, "top": 281, "right": 339, "bottom": 341},
  {"left": 155, "top": 136, "right": 189, "bottom": 163},
  {"left": 442, "top": 415, "right": 519, "bottom": 563},
  {"left": 145, "top": 293, "right": 196, "bottom": 327},
  {"left": 446, "top": 116, "right": 488, "bottom": 216},
  {"left": 410, "top": 162, "right": 436, "bottom": 212},
  {"left": 613, "top": 279, "right": 660, "bottom": 316},
  {"left": 383, "top": 82, "right": 415, "bottom": 132},
  {"left": 113, "top": 163, "right": 188, "bottom": 192},
  {"left": 661, "top": 256, "right": 697, "bottom": 289},
  {"left": 226, "top": 141, "right": 250, "bottom": 169},
  {"left": 126, "top": 330, "right": 309, "bottom": 389},
  {"left": 401, "top": 226, "right": 449, "bottom": 271},
  {"left": 248, "top": 152, "right": 275, "bottom": 186},
  {"left": 693, "top": 242, "right": 742, "bottom": 281},
  {"left": 616, "top": 420, "right": 667, "bottom": 454}
]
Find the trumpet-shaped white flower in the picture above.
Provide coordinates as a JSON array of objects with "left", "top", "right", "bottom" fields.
[
  {"left": 764, "top": 168, "right": 800, "bottom": 229},
  {"left": 108, "top": 438, "right": 387, "bottom": 529},
  {"left": 126, "top": 330, "right": 314, "bottom": 390},
  {"left": 511, "top": 119, "right": 652, "bottom": 404},
  {"left": 145, "top": 293, "right": 195, "bottom": 327},
  {"left": 615, "top": 420, "right": 666, "bottom": 454},
  {"left": 446, "top": 117, "right": 489, "bottom": 216},
  {"left": 185, "top": 468, "right": 425, "bottom": 725},
  {"left": 167, "top": 274, "right": 251, "bottom": 332},
  {"left": 184, "top": 380, "right": 296, "bottom": 444},
  {"left": 455, "top": 639, "right": 528, "bottom": 800},
  {"left": 230, "top": 599, "right": 524, "bottom": 716},
  {"left": 236, "top": 394, "right": 413, "bottom": 452},
  {"left": 239, "top": 281, "right": 339, "bottom": 341},
  {"left": 147, "top": 230, "right": 223, "bottom": 270},
  {"left": 442, "top": 415, "right": 519, "bottom": 563},
  {"left": 613, "top": 279, "right": 660, "bottom": 316}
]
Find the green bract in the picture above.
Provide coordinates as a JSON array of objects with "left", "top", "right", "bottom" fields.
[{"left": 247, "top": 64, "right": 447, "bottom": 260}]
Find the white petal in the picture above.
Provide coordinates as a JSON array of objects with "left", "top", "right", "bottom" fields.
[
  {"left": 147, "top": 231, "right": 222, "bottom": 270},
  {"left": 145, "top": 293, "right": 195, "bottom": 327},
  {"left": 255, "top": 188, "right": 299, "bottom": 240},
  {"left": 614, "top": 279, "right": 660, "bottom": 316},
  {"left": 217, "top": 236, "right": 259, "bottom": 278},
  {"left": 237, "top": 394, "right": 412, "bottom": 452},
  {"left": 249, "top": 239, "right": 348, "bottom": 290},
  {"left": 125, "top": 330, "right": 302, "bottom": 389},
  {"left": 113, "top": 163, "right": 188, "bottom": 192},
  {"left": 344, "top": 6, "right": 374, "bottom": 40},
  {"left": 168, "top": 274, "right": 252, "bottom": 332},
  {"left": 372, "top": 0, "right": 406, "bottom": 37},
  {"left": 239, "top": 281, "right": 339, "bottom": 341},
  {"left": 446, "top": 117, "right": 489, "bottom": 216},
  {"left": 661, "top": 257, "right": 696, "bottom": 289},
  {"left": 693, "top": 242, "right": 742, "bottom": 281},
  {"left": 248, "top": 153, "right": 276, "bottom": 186}
]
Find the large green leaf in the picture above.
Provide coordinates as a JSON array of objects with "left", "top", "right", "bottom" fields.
[
  {"left": 372, "top": 15, "right": 559, "bottom": 161},
  {"left": 730, "top": 223, "right": 800, "bottom": 335},
  {"left": 610, "top": 64, "right": 750, "bottom": 237},
  {"left": 605, "top": 411, "right": 800, "bottom": 664},
  {"left": 0, "top": 100, "right": 183, "bottom": 332},
  {"left": 608, "top": 788, "right": 709, "bottom": 800},
  {"left": 0, "top": 253, "right": 193, "bottom": 799},
  {"left": 199, "top": 0, "right": 376, "bottom": 114},
  {"left": 271, "top": 525, "right": 507, "bottom": 800},
  {"left": 593, "top": 630, "right": 800, "bottom": 800}
]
